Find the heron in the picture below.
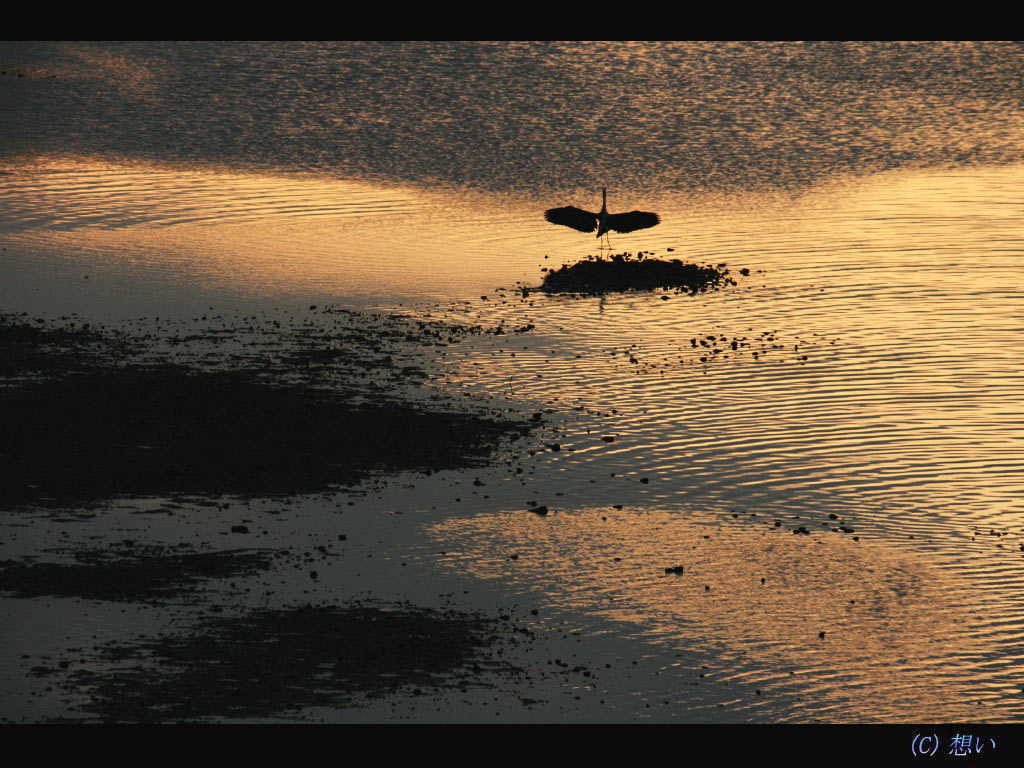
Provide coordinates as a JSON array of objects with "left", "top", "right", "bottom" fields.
[{"left": 544, "top": 188, "right": 660, "bottom": 246}]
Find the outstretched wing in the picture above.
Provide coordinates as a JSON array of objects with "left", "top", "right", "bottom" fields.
[
  {"left": 607, "top": 211, "right": 660, "bottom": 234},
  {"left": 544, "top": 206, "right": 598, "bottom": 233}
]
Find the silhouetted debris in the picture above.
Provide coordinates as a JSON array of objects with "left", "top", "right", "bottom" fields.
[{"left": 0, "top": 312, "right": 133, "bottom": 377}]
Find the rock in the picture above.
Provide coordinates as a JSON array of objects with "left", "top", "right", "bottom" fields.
[{"left": 539, "top": 255, "right": 732, "bottom": 295}]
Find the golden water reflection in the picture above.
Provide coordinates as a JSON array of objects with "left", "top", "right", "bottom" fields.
[
  {"left": 428, "top": 508, "right": 1015, "bottom": 721},
  {"left": 0, "top": 157, "right": 555, "bottom": 313},
  {"left": 5, "top": 157, "right": 1024, "bottom": 318},
  {"left": 5, "top": 156, "right": 1024, "bottom": 720}
]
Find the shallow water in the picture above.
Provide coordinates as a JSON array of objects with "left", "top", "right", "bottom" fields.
[{"left": 2, "top": 41, "right": 1024, "bottom": 722}]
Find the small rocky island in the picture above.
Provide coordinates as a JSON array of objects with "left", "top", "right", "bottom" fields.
[{"left": 538, "top": 252, "right": 741, "bottom": 295}]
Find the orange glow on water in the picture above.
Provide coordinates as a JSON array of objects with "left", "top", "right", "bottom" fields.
[
  {"left": 4, "top": 155, "right": 1024, "bottom": 720},
  {"left": 428, "top": 507, "right": 1005, "bottom": 721}
]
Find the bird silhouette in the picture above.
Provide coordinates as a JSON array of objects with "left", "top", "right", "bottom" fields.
[{"left": 544, "top": 188, "right": 659, "bottom": 246}]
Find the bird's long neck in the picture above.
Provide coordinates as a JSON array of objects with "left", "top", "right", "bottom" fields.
[{"left": 596, "top": 188, "right": 609, "bottom": 238}]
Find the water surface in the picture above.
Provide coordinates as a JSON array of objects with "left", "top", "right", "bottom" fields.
[{"left": 2, "top": 41, "right": 1024, "bottom": 722}]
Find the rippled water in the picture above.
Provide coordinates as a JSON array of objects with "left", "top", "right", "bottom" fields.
[{"left": 2, "top": 41, "right": 1024, "bottom": 722}]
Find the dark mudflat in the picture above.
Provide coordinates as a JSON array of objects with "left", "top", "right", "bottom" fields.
[
  {"left": 1, "top": 310, "right": 537, "bottom": 722},
  {"left": 1, "top": 365, "right": 527, "bottom": 506},
  {"left": 0, "top": 312, "right": 532, "bottom": 508},
  {"left": 0, "top": 313, "right": 133, "bottom": 377},
  {"left": 0, "top": 544, "right": 276, "bottom": 603},
  {"left": 46, "top": 602, "right": 511, "bottom": 722}
]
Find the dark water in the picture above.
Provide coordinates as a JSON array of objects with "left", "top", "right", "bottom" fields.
[{"left": 4, "top": 41, "right": 1024, "bottom": 198}]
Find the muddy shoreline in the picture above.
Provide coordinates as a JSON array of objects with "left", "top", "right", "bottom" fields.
[
  {"left": 0, "top": 308, "right": 540, "bottom": 722},
  {"left": 1, "top": 310, "right": 533, "bottom": 508},
  {"left": 34, "top": 601, "right": 523, "bottom": 723}
]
